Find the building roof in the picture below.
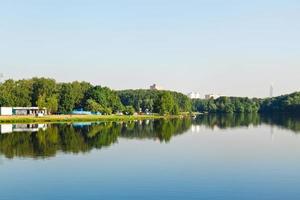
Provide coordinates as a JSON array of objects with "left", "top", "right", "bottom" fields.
[{"left": 13, "top": 107, "right": 47, "bottom": 110}]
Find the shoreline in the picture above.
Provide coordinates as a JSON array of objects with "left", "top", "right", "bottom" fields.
[{"left": 0, "top": 114, "right": 188, "bottom": 124}]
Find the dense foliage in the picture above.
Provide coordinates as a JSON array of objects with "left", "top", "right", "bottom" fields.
[
  {"left": 0, "top": 78, "right": 93, "bottom": 114},
  {"left": 117, "top": 89, "right": 191, "bottom": 115},
  {"left": 193, "top": 93, "right": 300, "bottom": 114},
  {"left": 260, "top": 92, "right": 300, "bottom": 113},
  {"left": 0, "top": 78, "right": 191, "bottom": 115},
  {"left": 192, "top": 97, "right": 260, "bottom": 113},
  {"left": 1, "top": 77, "right": 299, "bottom": 115}
]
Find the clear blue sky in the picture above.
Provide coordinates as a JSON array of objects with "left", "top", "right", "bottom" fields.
[{"left": 0, "top": 0, "right": 299, "bottom": 97}]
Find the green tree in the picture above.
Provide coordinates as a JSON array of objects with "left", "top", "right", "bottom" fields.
[
  {"left": 58, "top": 83, "right": 76, "bottom": 113},
  {"left": 13, "top": 79, "right": 33, "bottom": 107},
  {"left": 37, "top": 95, "right": 58, "bottom": 114},
  {"left": 156, "top": 92, "right": 176, "bottom": 115},
  {"left": 171, "top": 104, "right": 180, "bottom": 115},
  {"left": 71, "top": 81, "right": 92, "bottom": 108},
  {"left": 84, "top": 86, "right": 123, "bottom": 113},
  {"left": 31, "top": 78, "right": 57, "bottom": 106},
  {"left": 85, "top": 99, "right": 103, "bottom": 113},
  {"left": 123, "top": 106, "right": 135, "bottom": 115},
  {"left": 0, "top": 79, "right": 17, "bottom": 106}
]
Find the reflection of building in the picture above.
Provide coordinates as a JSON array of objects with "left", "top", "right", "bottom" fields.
[
  {"left": 188, "top": 92, "right": 202, "bottom": 99},
  {"left": 0, "top": 124, "right": 13, "bottom": 134},
  {"left": 205, "top": 94, "right": 220, "bottom": 100},
  {"left": 150, "top": 84, "right": 163, "bottom": 90},
  {"left": 0, "top": 107, "right": 47, "bottom": 116},
  {"left": 73, "top": 122, "right": 92, "bottom": 128},
  {"left": 0, "top": 124, "right": 47, "bottom": 134},
  {"left": 191, "top": 125, "right": 202, "bottom": 133}
]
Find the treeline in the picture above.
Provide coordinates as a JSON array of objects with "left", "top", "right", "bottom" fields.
[
  {"left": 0, "top": 78, "right": 191, "bottom": 115},
  {"left": 260, "top": 92, "right": 300, "bottom": 113},
  {"left": 192, "top": 97, "right": 260, "bottom": 113},
  {"left": 1, "top": 77, "right": 299, "bottom": 115},
  {"left": 192, "top": 92, "right": 300, "bottom": 114}
]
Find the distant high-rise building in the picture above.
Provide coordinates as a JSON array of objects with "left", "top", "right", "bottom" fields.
[
  {"left": 187, "top": 92, "right": 202, "bottom": 99},
  {"left": 0, "top": 73, "right": 3, "bottom": 83},
  {"left": 150, "top": 84, "right": 163, "bottom": 90},
  {"left": 270, "top": 84, "right": 274, "bottom": 98}
]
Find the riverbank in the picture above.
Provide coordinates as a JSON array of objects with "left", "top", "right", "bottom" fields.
[{"left": 0, "top": 114, "right": 188, "bottom": 124}]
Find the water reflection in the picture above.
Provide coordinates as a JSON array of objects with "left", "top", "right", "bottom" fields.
[
  {"left": 0, "top": 114, "right": 300, "bottom": 159},
  {"left": 194, "top": 113, "right": 300, "bottom": 133},
  {"left": 0, "top": 124, "right": 47, "bottom": 134},
  {"left": 0, "top": 119, "right": 191, "bottom": 158}
]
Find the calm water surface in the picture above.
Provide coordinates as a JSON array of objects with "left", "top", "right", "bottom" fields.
[{"left": 1, "top": 114, "right": 300, "bottom": 200}]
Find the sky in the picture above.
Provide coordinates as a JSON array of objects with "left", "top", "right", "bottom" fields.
[{"left": 0, "top": 0, "right": 299, "bottom": 97}]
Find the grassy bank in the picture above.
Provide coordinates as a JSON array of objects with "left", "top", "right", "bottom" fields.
[{"left": 0, "top": 114, "right": 188, "bottom": 124}]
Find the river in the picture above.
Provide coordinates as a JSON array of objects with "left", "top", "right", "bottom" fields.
[{"left": 0, "top": 114, "right": 300, "bottom": 200}]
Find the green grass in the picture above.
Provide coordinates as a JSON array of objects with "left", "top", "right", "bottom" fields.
[{"left": 0, "top": 114, "right": 188, "bottom": 124}]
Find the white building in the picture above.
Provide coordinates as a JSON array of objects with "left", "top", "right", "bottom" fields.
[
  {"left": 205, "top": 94, "right": 221, "bottom": 100},
  {"left": 0, "top": 107, "right": 47, "bottom": 116},
  {"left": 0, "top": 107, "right": 13, "bottom": 115},
  {"left": 187, "top": 92, "right": 202, "bottom": 99}
]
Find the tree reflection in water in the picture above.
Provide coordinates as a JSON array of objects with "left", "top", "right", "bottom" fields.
[
  {"left": 194, "top": 113, "right": 300, "bottom": 133},
  {"left": 0, "top": 114, "right": 300, "bottom": 159},
  {"left": 0, "top": 118, "right": 191, "bottom": 159}
]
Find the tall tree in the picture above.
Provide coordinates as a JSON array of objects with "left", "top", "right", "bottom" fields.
[
  {"left": 32, "top": 78, "right": 57, "bottom": 106},
  {"left": 155, "top": 92, "right": 176, "bottom": 115},
  {"left": 58, "top": 83, "right": 76, "bottom": 113}
]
